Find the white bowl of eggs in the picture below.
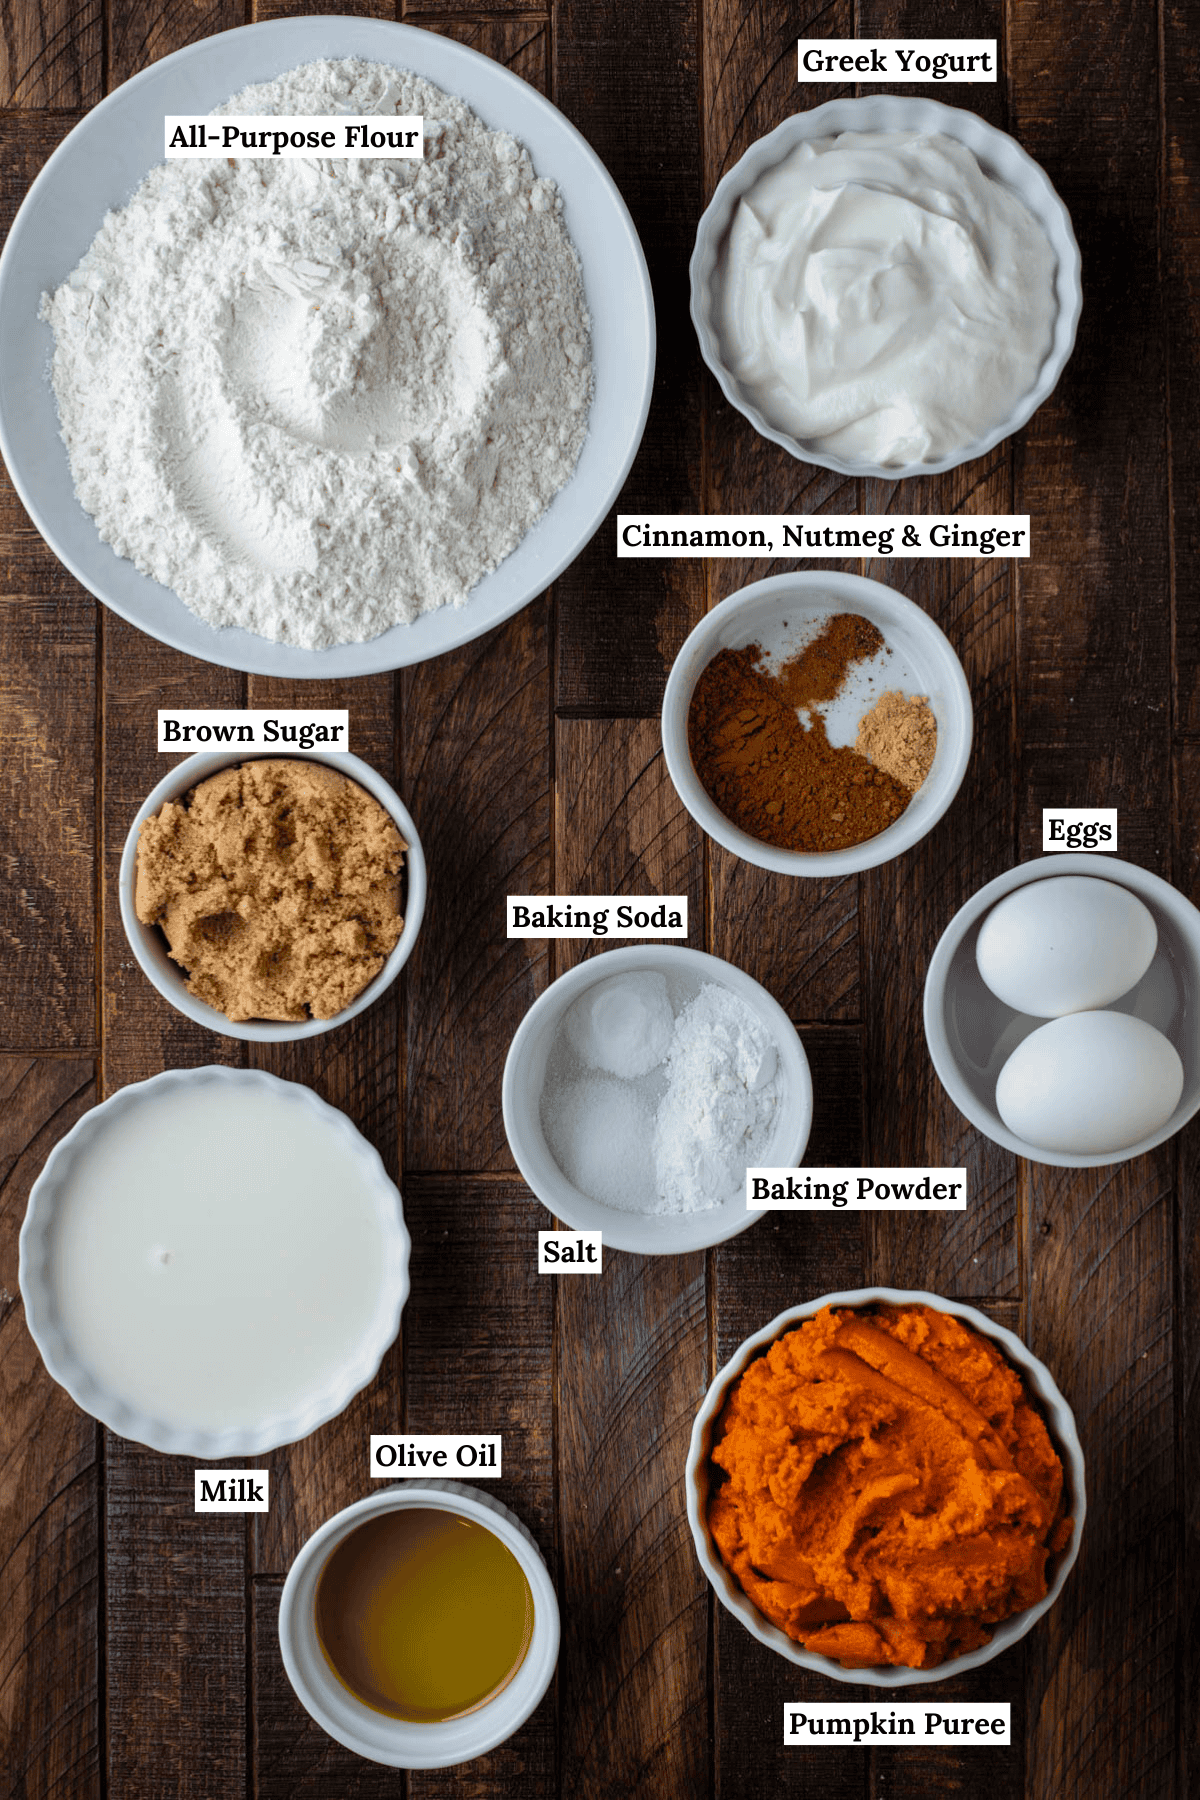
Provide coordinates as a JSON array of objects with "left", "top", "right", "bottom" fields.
[{"left": 924, "top": 855, "right": 1200, "bottom": 1166}]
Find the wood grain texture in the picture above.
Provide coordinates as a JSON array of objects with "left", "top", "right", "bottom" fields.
[
  {"left": 0, "top": 115, "right": 97, "bottom": 1054},
  {"left": 553, "top": 717, "right": 705, "bottom": 973},
  {"left": 553, "top": 0, "right": 704, "bottom": 716},
  {"left": 402, "top": 604, "right": 550, "bottom": 1173},
  {"left": 0, "top": 1057, "right": 100, "bottom": 1800},
  {"left": 0, "top": 7, "right": 100, "bottom": 105},
  {"left": 557, "top": 1252, "right": 709, "bottom": 1799},
  {"left": 404, "top": 1175, "right": 555, "bottom": 1799},
  {"left": 108, "top": 0, "right": 244, "bottom": 88}
]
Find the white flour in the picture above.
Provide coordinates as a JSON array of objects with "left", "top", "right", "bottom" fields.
[{"left": 40, "top": 59, "right": 593, "bottom": 648}]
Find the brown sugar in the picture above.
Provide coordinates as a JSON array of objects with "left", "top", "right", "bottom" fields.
[
  {"left": 135, "top": 759, "right": 406, "bottom": 1023},
  {"left": 686, "top": 615, "right": 912, "bottom": 854}
]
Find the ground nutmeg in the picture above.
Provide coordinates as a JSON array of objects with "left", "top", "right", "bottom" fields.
[{"left": 687, "top": 614, "right": 913, "bottom": 854}]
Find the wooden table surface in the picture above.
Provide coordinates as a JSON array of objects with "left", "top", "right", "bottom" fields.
[{"left": 1, "top": 0, "right": 1196, "bottom": 1795}]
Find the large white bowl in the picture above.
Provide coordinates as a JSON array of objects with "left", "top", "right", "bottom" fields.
[
  {"left": 502, "top": 945, "right": 812, "bottom": 1254},
  {"left": 662, "top": 571, "right": 973, "bottom": 875},
  {"left": 690, "top": 95, "right": 1082, "bottom": 479},
  {"left": 18, "top": 1065, "right": 410, "bottom": 1457},
  {"left": 279, "top": 1481, "right": 559, "bottom": 1768},
  {"left": 0, "top": 16, "right": 655, "bottom": 676},
  {"left": 686, "top": 1287, "right": 1086, "bottom": 1687},
  {"left": 118, "top": 750, "right": 427, "bottom": 1043},
  {"left": 924, "top": 854, "right": 1200, "bottom": 1167}
]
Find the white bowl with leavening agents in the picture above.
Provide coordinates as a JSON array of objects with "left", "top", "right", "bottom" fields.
[{"left": 501, "top": 945, "right": 813, "bottom": 1254}]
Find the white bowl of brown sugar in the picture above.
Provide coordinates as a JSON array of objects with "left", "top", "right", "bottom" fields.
[
  {"left": 661, "top": 572, "right": 973, "bottom": 876},
  {"left": 119, "top": 751, "right": 426, "bottom": 1042}
]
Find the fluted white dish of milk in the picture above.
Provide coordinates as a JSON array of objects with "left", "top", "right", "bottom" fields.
[{"left": 19, "top": 1066, "right": 409, "bottom": 1457}]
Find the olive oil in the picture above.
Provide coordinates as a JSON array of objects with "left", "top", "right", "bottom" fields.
[{"left": 315, "top": 1507, "right": 535, "bottom": 1722}]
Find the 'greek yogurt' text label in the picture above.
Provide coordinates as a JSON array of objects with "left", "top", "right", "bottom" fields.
[
  {"left": 507, "top": 896, "right": 687, "bottom": 939},
  {"left": 798, "top": 41, "right": 997, "bottom": 83},
  {"left": 539, "top": 1231, "right": 603, "bottom": 1272},
  {"left": 370, "top": 1436, "right": 502, "bottom": 1478},
  {"left": 158, "top": 710, "right": 349, "bottom": 752},
  {"left": 748, "top": 1168, "right": 968, "bottom": 1211},
  {"left": 786, "top": 1703, "right": 1010, "bottom": 1744},
  {"left": 1043, "top": 809, "right": 1118, "bottom": 852},
  {"left": 194, "top": 1470, "right": 269, "bottom": 1511},
  {"left": 618, "top": 516, "right": 1030, "bottom": 558}
]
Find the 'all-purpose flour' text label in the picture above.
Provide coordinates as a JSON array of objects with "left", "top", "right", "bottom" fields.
[
  {"left": 618, "top": 517, "right": 1029, "bottom": 559},
  {"left": 158, "top": 710, "right": 349, "bottom": 752},
  {"left": 786, "top": 1704, "right": 1010, "bottom": 1745},
  {"left": 507, "top": 896, "right": 688, "bottom": 939},
  {"left": 194, "top": 1470, "right": 269, "bottom": 1511},
  {"left": 748, "top": 1167, "right": 968, "bottom": 1211},
  {"left": 371, "top": 1436, "right": 502, "bottom": 1478},
  {"left": 166, "top": 117, "right": 424, "bottom": 158},
  {"left": 1043, "top": 809, "right": 1118, "bottom": 852},
  {"left": 798, "top": 40, "right": 997, "bottom": 82},
  {"left": 539, "top": 1231, "right": 603, "bottom": 1273}
]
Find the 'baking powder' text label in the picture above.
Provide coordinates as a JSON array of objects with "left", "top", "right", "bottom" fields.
[{"left": 748, "top": 1168, "right": 968, "bottom": 1211}]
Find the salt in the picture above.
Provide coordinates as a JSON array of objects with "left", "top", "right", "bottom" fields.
[{"left": 542, "top": 1075, "right": 657, "bottom": 1213}]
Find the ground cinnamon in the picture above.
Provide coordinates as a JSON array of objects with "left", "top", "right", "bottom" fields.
[{"left": 687, "top": 615, "right": 912, "bottom": 853}]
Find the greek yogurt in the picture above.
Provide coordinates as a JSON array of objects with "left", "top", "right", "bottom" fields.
[{"left": 716, "top": 129, "right": 1058, "bottom": 467}]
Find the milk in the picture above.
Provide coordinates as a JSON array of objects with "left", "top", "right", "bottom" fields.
[{"left": 47, "top": 1079, "right": 393, "bottom": 1435}]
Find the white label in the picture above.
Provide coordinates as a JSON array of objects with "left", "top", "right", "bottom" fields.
[
  {"left": 538, "top": 1230, "right": 603, "bottom": 1273},
  {"left": 158, "top": 710, "right": 349, "bottom": 752},
  {"left": 786, "top": 1703, "right": 1010, "bottom": 1745},
  {"left": 507, "top": 895, "right": 688, "bottom": 939},
  {"left": 617, "top": 516, "right": 1029, "bottom": 558},
  {"left": 748, "top": 1167, "right": 968, "bottom": 1210},
  {"left": 1042, "top": 808, "right": 1118, "bottom": 852},
  {"left": 370, "top": 1435, "right": 502, "bottom": 1478},
  {"left": 194, "top": 1469, "right": 269, "bottom": 1511},
  {"left": 798, "top": 39, "right": 997, "bottom": 83},
  {"left": 166, "top": 116, "right": 424, "bottom": 159}
]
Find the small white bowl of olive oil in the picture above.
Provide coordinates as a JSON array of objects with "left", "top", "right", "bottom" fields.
[{"left": 278, "top": 1481, "right": 559, "bottom": 1768}]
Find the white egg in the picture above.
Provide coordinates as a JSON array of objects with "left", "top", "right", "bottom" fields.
[
  {"left": 996, "top": 1011, "right": 1183, "bottom": 1155},
  {"left": 976, "top": 876, "right": 1157, "bottom": 1017}
]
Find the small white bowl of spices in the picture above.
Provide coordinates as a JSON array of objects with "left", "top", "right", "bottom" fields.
[
  {"left": 662, "top": 571, "right": 972, "bottom": 877},
  {"left": 502, "top": 945, "right": 812, "bottom": 1254},
  {"left": 119, "top": 750, "right": 426, "bottom": 1042}
]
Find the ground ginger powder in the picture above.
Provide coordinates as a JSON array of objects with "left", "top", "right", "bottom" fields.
[
  {"left": 135, "top": 759, "right": 405, "bottom": 1023},
  {"left": 707, "top": 1305, "right": 1073, "bottom": 1670}
]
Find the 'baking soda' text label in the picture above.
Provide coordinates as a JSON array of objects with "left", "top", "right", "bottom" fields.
[
  {"left": 507, "top": 896, "right": 688, "bottom": 939},
  {"left": 748, "top": 1168, "right": 968, "bottom": 1211},
  {"left": 370, "top": 1436, "right": 502, "bottom": 1478}
]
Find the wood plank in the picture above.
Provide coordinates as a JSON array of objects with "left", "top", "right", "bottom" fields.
[
  {"left": 1165, "top": 0, "right": 1200, "bottom": 737},
  {"left": 0, "top": 9, "right": 100, "bottom": 105},
  {"left": 0, "top": 1055, "right": 100, "bottom": 1800},
  {"left": 553, "top": 0, "right": 705, "bottom": 715},
  {"left": 108, "top": 0, "right": 242, "bottom": 89},
  {"left": 557, "top": 1251, "right": 709, "bottom": 1798},
  {"left": 553, "top": 717, "right": 705, "bottom": 973},
  {"left": 1025, "top": 1155, "right": 1175, "bottom": 1798},
  {"left": 255, "top": 0, "right": 396, "bottom": 22},
  {"left": 402, "top": 603, "right": 550, "bottom": 1173},
  {"left": 0, "top": 114, "right": 96, "bottom": 1054},
  {"left": 413, "top": 14, "right": 549, "bottom": 89},
  {"left": 405, "top": 1174, "right": 556, "bottom": 1799},
  {"left": 1177, "top": 757, "right": 1200, "bottom": 1800}
]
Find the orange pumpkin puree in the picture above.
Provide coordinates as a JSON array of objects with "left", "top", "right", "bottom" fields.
[{"left": 707, "top": 1305, "right": 1073, "bottom": 1670}]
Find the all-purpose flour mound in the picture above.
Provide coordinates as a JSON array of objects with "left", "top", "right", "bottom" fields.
[{"left": 40, "top": 60, "right": 593, "bottom": 649}]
